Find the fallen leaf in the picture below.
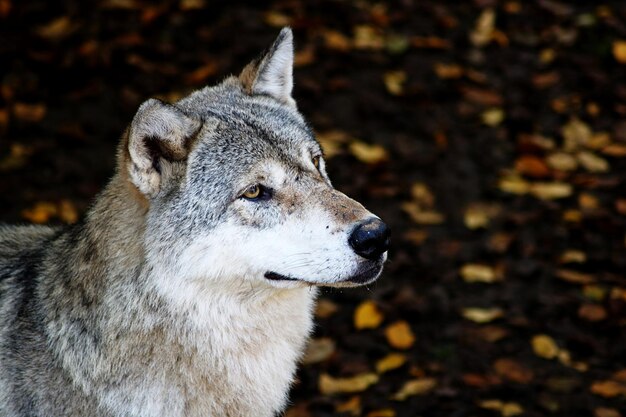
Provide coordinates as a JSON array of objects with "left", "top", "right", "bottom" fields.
[
  {"left": 21, "top": 202, "right": 57, "bottom": 224},
  {"left": 462, "top": 307, "right": 503, "bottom": 323},
  {"left": 401, "top": 203, "right": 445, "bottom": 225},
  {"left": 555, "top": 269, "right": 595, "bottom": 284},
  {"left": 323, "top": 29, "right": 352, "bottom": 52},
  {"left": 315, "top": 298, "right": 339, "bottom": 318},
  {"left": 13, "top": 103, "right": 46, "bottom": 122},
  {"left": 482, "top": 108, "right": 505, "bottom": 126},
  {"left": 531, "top": 334, "right": 559, "bottom": 359},
  {"left": 179, "top": 0, "right": 205, "bottom": 10},
  {"left": 185, "top": 62, "right": 218, "bottom": 85},
  {"left": 546, "top": 152, "right": 578, "bottom": 171},
  {"left": 302, "top": 338, "right": 335, "bottom": 364},
  {"left": 462, "top": 373, "right": 501, "bottom": 388},
  {"left": 460, "top": 264, "right": 500, "bottom": 283},
  {"left": 515, "top": 155, "right": 551, "bottom": 178},
  {"left": 590, "top": 380, "right": 626, "bottom": 398},
  {"left": 353, "top": 25, "right": 384, "bottom": 50},
  {"left": 366, "top": 410, "right": 396, "bottom": 417},
  {"left": 498, "top": 175, "right": 530, "bottom": 195},
  {"left": 319, "top": 373, "right": 379, "bottom": 395},
  {"left": 0, "top": 0, "right": 11, "bottom": 18},
  {"left": 402, "top": 229, "right": 429, "bottom": 245},
  {"left": 354, "top": 300, "right": 384, "bottom": 330},
  {"left": 559, "top": 250, "right": 586, "bottom": 264},
  {"left": 470, "top": 8, "right": 496, "bottom": 47},
  {"left": 335, "top": 395, "right": 361, "bottom": 416},
  {"left": 36, "top": 16, "right": 75, "bottom": 40},
  {"left": 392, "top": 378, "right": 437, "bottom": 400},
  {"left": 464, "top": 204, "right": 490, "bottom": 229},
  {"left": 578, "top": 304, "right": 607, "bottom": 322},
  {"left": 433, "top": 63, "right": 463, "bottom": 79},
  {"left": 376, "top": 353, "right": 407, "bottom": 373},
  {"left": 577, "top": 151, "right": 610, "bottom": 173},
  {"left": 594, "top": 408, "right": 622, "bottom": 417},
  {"left": 529, "top": 182, "right": 572, "bottom": 200},
  {"left": 613, "top": 40, "right": 626, "bottom": 64},
  {"left": 264, "top": 11, "right": 291, "bottom": 27},
  {"left": 479, "top": 399, "right": 524, "bottom": 417},
  {"left": 383, "top": 71, "right": 406, "bottom": 96},
  {"left": 493, "top": 358, "right": 533, "bottom": 383},
  {"left": 58, "top": 200, "right": 79, "bottom": 224},
  {"left": 602, "top": 143, "right": 626, "bottom": 157},
  {"left": 384, "top": 321, "right": 415, "bottom": 350},
  {"left": 349, "top": 141, "right": 389, "bottom": 164},
  {"left": 562, "top": 118, "right": 592, "bottom": 152}
]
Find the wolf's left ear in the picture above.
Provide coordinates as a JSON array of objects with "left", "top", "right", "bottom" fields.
[
  {"left": 239, "top": 27, "right": 295, "bottom": 106},
  {"left": 125, "top": 99, "right": 202, "bottom": 197}
]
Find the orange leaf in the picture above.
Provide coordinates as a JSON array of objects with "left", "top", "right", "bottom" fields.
[
  {"left": 354, "top": 300, "right": 384, "bottom": 330},
  {"left": 384, "top": 321, "right": 415, "bottom": 349}
]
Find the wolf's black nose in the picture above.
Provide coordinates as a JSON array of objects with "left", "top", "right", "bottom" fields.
[{"left": 348, "top": 218, "right": 390, "bottom": 260}]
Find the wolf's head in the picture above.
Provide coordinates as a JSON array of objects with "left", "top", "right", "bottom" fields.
[{"left": 119, "top": 28, "right": 389, "bottom": 296}]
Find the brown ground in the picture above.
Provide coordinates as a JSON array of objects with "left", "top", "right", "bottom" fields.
[{"left": 1, "top": 1, "right": 626, "bottom": 416}]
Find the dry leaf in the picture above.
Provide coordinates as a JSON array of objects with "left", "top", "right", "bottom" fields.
[
  {"left": 578, "top": 304, "right": 607, "bottom": 322},
  {"left": 384, "top": 321, "right": 415, "bottom": 350},
  {"left": 319, "top": 373, "right": 379, "bottom": 395},
  {"left": 264, "top": 11, "right": 291, "bottom": 27},
  {"left": 470, "top": 8, "right": 496, "bottom": 47},
  {"left": 434, "top": 63, "right": 463, "bottom": 79},
  {"left": 354, "top": 301, "right": 384, "bottom": 330},
  {"left": 179, "top": 0, "right": 205, "bottom": 10},
  {"left": 376, "top": 353, "right": 407, "bottom": 373},
  {"left": 546, "top": 152, "right": 578, "bottom": 171},
  {"left": 302, "top": 338, "right": 335, "bottom": 365},
  {"left": 349, "top": 141, "right": 388, "bottom": 164},
  {"left": 602, "top": 143, "right": 626, "bottom": 157},
  {"left": 594, "top": 408, "right": 622, "bottom": 417},
  {"left": 392, "top": 378, "right": 437, "bottom": 400},
  {"left": 613, "top": 40, "right": 626, "bottom": 64},
  {"left": 410, "top": 183, "right": 435, "bottom": 207},
  {"left": 13, "top": 103, "right": 46, "bottom": 122},
  {"left": 460, "top": 264, "right": 499, "bottom": 283},
  {"left": 315, "top": 298, "right": 339, "bottom": 318},
  {"left": 335, "top": 395, "right": 361, "bottom": 416},
  {"left": 555, "top": 269, "right": 595, "bottom": 285},
  {"left": 58, "top": 200, "right": 79, "bottom": 224},
  {"left": 383, "top": 71, "right": 406, "bottom": 96},
  {"left": 21, "top": 202, "right": 57, "bottom": 224},
  {"left": 323, "top": 29, "right": 352, "bottom": 52},
  {"left": 185, "top": 62, "right": 218, "bottom": 85},
  {"left": 482, "top": 108, "right": 505, "bottom": 126},
  {"left": 464, "top": 205, "right": 489, "bottom": 229},
  {"left": 577, "top": 151, "right": 609, "bottom": 173},
  {"left": 498, "top": 175, "right": 530, "bottom": 195},
  {"left": 531, "top": 334, "right": 559, "bottom": 359},
  {"left": 529, "top": 182, "right": 572, "bottom": 200},
  {"left": 479, "top": 399, "right": 524, "bottom": 417},
  {"left": 462, "top": 307, "right": 503, "bottom": 323},
  {"left": 515, "top": 155, "right": 551, "bottom": 178},
  {"left": 493, "top": 358, "right": 533, "bottom": 383},
  {"left": 590, "top": 380, "right": 626, "bottom": 398},
  {"left": 562, "top": 118, "right": 592, "bottom": 152},
  {"left": 401, "top": 203, "right": 445, "bottom": 225},
  {"left": 36, "top": 16, "right": 74, "bottom": 40},
  {"left": 366, "top": 410, "right": 396, "bottom": 417},
  {"left": 559, "top": 250, "right": 586, "bottom": 264},
  {"left": 353, "top": 25, "right": 384, "bottom": 50}
]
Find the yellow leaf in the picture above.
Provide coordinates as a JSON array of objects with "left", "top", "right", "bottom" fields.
[
  {"left": 354, "top": 300, "right": 384, "bottom": 330},
  {"left": 498, "top": 175, "right": 530, "bottom": 195},
  {"left": 392, "top": 378, "right": 437, "bottom": 400},
  {"left": 401, "top": 202, "right": 445, "bottom": 225},
  {"left": 302, "top": 338, "right": 335, "bottom": 365},
  {"left": 376, "top": 353, "right": 407, "bottom": 373},
  {"left": 482, "top": 108, "right": 505, "bottom": 126},
  {"left": 577, "top": 151, "right": 610, "bottom": 173},
  {"left": 546, "top": 152, "right": 578, "bottom": 171},
  {"left": 353, "top": 25, "right": 384, "bottom": 50},
  {"left": 335, "top": 395, "right": 361, "bottom": 416},
  {"left": 433, "top": 63, "right": 463, "bottom": 79},
  {"left": 13, "top": 102, "right": 47, "bottom": 122},
  {"left": 613, "top": 40, "right": 626, "bottom": 64},
  {"left": 383, "top": 71, "right": 407, "bottom": 96},
  {"left": 529, "top": 182, "right": 572, "bottom": 200},
  {"left": 479, "top": 400, "right": 524, "bottom": 417},
  {"left": 384, "top": 321, "right": 415, "bottom": 350},
  {"left": 591, "top": 380, "right": 626, "bottom": 398},
  {"left": 366, "top": 410, "right": 396, "bottom": 417},
  {"left": 559, "top": 250, "right": 586, "bottom": 264},
  {"left": 531, "top": 334, "right": 559, "bottom": 359},
  {"left": 349, "top": 141, "right": 388, "bottom": 164},
  {"left": 319, "top": 373, "right": 379, "bottom": 395},
  {"left": 36, "top": 16, "right": 74, "bottom": 40},
  {"left": 21, "top": 202, "right": 57, "bottom": 224},
  {"left": 58, "top": 200, "right": 78, "bottom": 224},
  {"left": 460, "top": 264, "right": 499, "bottom": 283},
  {"left": 264, "top": 11, "right": 291, "bottom": 27},
  {"left": 470, "top": 8, "right": 496, "bottom": 47},
  {"left": 462, "top": 307, "right": 503, "bottom": 323},
  {"left": 562, "top": 118, "right": 592, "bottom": 152}
]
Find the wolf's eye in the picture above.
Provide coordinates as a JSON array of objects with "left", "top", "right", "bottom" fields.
[
  {"left": 241, "top": 184, "right": 271, "bottom": 201},
  {"left": 312, "top": 156, "right": 321, "bottom": 170}
]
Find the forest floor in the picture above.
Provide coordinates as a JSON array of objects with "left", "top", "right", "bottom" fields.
[{"left": 1, "top": 1, "right": 626, "bottom": 416}]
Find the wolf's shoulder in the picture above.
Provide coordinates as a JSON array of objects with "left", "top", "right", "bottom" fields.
[{"left": 0, "top": 224, "right": 59, "bottom": 263}]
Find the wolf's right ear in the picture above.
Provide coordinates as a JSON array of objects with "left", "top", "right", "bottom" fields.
[{"left": 125, "top": 99, "right": 201, "bottom": 197}]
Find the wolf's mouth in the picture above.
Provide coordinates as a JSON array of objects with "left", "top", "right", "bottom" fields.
[{"left": 264, "top": 263, "right": 383, "bottom": 286}]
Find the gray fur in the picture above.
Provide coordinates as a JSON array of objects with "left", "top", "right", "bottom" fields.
[{"left": 0, "top": 28, "right": 386, "bottom": 417}]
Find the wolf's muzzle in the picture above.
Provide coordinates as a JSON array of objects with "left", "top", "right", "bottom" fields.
[{"left": 348, "top": 218, "right": 390, "bottom": 260}]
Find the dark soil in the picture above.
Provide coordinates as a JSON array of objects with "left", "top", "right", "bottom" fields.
[{"left": 1, "top": 1, "right": 626, "bottom": 416}]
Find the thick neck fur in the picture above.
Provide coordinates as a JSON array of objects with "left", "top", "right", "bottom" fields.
[{"left": 41, "top": 171, "right": 317, "bottom": 417}]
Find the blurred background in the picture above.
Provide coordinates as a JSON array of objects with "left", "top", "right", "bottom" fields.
[{"left": 1, "top": 1, "right": 626, "bottom": 416}]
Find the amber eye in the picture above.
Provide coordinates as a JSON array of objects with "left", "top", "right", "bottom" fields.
[
  {"left": 312, "top": 156, "right": 321, "bottom": 169},
  {"left": 242, "top": 184, "right": 261, "bottom": 199}
]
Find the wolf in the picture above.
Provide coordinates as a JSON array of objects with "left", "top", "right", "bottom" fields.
[{"left": 0, "top": 28, "right": 390, "bottom": 417}]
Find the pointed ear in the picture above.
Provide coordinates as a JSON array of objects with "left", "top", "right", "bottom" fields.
[
  {"left": 239, "top": 27, "right": 295, "bottom": 106},
  {"left": 126, "top": 98, "right": 202, "bottom": 197}
]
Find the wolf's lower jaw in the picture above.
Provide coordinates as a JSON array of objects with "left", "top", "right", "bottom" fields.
[{"left": 264, "top": 262, "right": 384, "bottom": 287}]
